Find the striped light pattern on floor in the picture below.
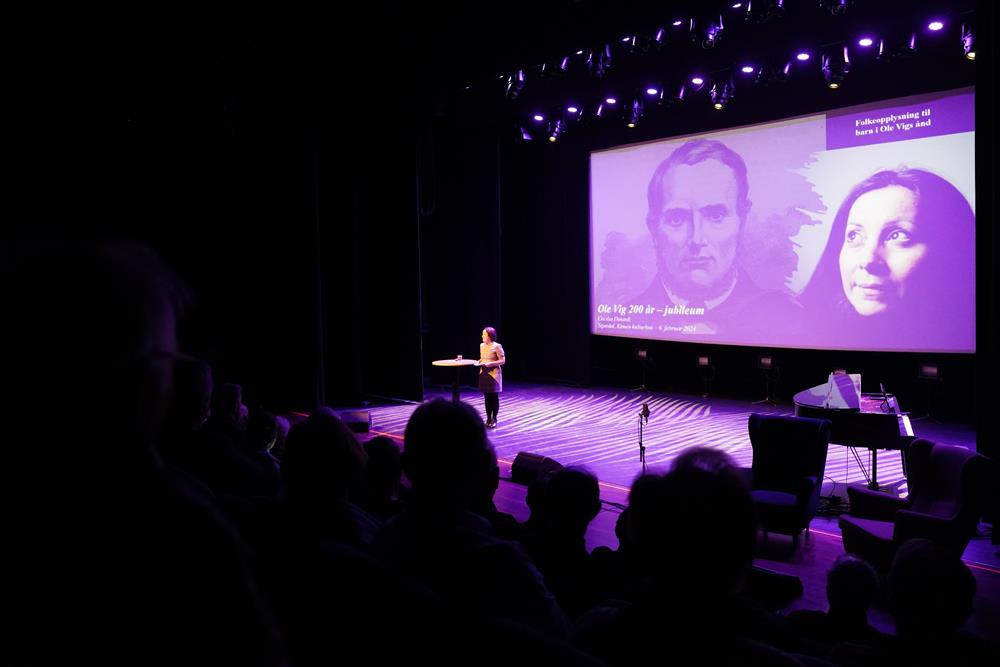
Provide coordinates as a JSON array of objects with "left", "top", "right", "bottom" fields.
[{"left": 363, "top": 383, "right": 908, "bottom": 490}]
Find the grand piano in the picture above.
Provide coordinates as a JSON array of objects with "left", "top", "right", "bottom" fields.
[{"left": 793, "top": 373, "right": 915, "bottom": 490}]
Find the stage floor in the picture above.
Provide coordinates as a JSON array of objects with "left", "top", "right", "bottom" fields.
[{"left": 364, "top": 381, "right": 976, "bottom": 491}]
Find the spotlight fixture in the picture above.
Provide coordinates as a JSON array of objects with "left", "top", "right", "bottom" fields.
[
  {"left": 672, "top": 19, "right": 684, "bottom": 27},
  {"left": 927, "top": 20, "right": 944, "bottom": 32},
  {"left": 605, "top": 96, "right": 618, "bottom": 105},
  {"left": 626, "top": 99, "right": 642, "bottom": 127},
  {"left": 690, "top": 75, "right": 705, "bottom": 86},
  {"left": 820, "top": 0, "right": 850, "bottom": 15},
  {"left": 747, "top": 0, "right": 785, "bottom": 24},
  {"left": 645, "top": 87, "right": 659, "bottom": 96},
  {"left": 594, "top": 43, "right": 612, "bottom": 78},
  {"left": 594, "top": 102, "right": 605, "bottom": 118},
  {"left": 796, "top": 51, "right": 811, "bottom": 61},
  {"left": 702, "top": 15, "right": 724, "bottom": 48},
  {"left": 857, "top": 37, "right": 874, "bottom": 47},
  {"left": 566, "top": 105, "right": 578, "bottom": 113},
  {"left": 505, "top": 69, "right": 525, "bottom": 99},
  {"left": 822, "top": 46, "right": 850, "bottom": 89},
  {"left": 740, "top": 64, "right": 755, "bottom": 74},
  {"left": 757, "top": 61, "right": 793, "bottom": 85},
  {"left": 516, "top": 125, "right": 533, "bottom": 142},
  {"left": 532, "top": 114, "right": 544, "bottom": 122},
  {"left": 710, "top": 82, "right": 732, "bottom": 110},
  {"left": 548, "top": 119, "right": 564, "bottom": 143},
  {"left": 961, "top": 24, "right": 975, "bottom": 60},
  {"left": 877, "top": 33, "right": 917, "bottom": 60}
]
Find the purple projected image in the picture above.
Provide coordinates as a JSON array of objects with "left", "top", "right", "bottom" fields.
[{"left": 590, "top": 88, "right": 975, "bottom": 353}]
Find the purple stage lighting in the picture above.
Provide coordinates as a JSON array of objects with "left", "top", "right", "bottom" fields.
[
  {"left": 796, "top": 52, "right": 810, "bottom": 61},
  {"left": 732, "top": 2, "right": 742, "bottom": 7},
  {"left": 567, "top": 105, "right": 578, "bottom": 113},
  {"left": 672, "top": 19, "right": 684, "bottom": 26},
  {"left": 928, "top": 20, "right": 944, "bottom": 31},
  {"left": 858, "top": 37, "right": 873, "bottom": 47},
  {"left": 741, "top": 65, "right": 755, "bottom": 74},
  {"left": 691, "top": 76, "right": 704, "bottom": 85},
  {"left": 606, "top": 97, "right": 617, "bottom": 105},
  {"left": 646, "top": 87, "right": 659, "bottom": 96},
  {"left": 532, "top": 114, "right": 544, "bottom": 122}
]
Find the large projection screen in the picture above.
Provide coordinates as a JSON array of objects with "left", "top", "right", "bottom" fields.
[{"left": 590, "top": 88, "right": 975, "bottom": 353}]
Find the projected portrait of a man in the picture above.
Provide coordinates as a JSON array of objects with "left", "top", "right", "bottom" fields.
[{"left": 634, "top": 139, "right": 802, "bottom": 340}]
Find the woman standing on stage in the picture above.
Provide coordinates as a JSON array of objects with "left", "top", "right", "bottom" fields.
[{"left": 478, "top": 326, "right": 505, "bottom": 428}]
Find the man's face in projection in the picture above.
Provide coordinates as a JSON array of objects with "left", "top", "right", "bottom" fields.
[{"left": 651, "top": 159, "right": 742, "bottom": 299}]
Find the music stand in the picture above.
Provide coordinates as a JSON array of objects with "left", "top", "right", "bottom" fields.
[
  {"left": 752, "top": 355, "right": 778, "bottom": 405},
  {"left": 878, "top": 382, "right": 891, "bottom": 413},
  {"left": 631, "top": 349, "right": 649, "bottom": 391}
]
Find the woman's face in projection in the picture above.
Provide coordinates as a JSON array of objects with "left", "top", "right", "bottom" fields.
[{"left": 838, "top": 185, "right": 928, "bottom": 316}]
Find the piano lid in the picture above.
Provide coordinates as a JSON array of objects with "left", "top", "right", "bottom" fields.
[{"left": 793, "top": 372, "right": 861, "bottom": 410}]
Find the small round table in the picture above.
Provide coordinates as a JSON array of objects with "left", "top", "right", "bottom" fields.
[{"left": 432, "top": 358, "right": 479, "bottom": 402}]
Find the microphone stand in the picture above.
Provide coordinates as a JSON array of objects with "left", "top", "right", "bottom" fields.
[{"left": 638, "top": 412, "right": 646, "bottom": 472}]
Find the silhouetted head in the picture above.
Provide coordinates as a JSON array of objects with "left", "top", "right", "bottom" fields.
[
  {"left": 163, "top": 356, "right": 213, "bottom": 434},
  {"left": 4, "top": 241, "right": 187, "bottom": 462},
  {"left": 826, "top": 554, "right": 879, "bottom": 616},
  {"left": 282, "top": 407, "right": 367, "bottom": 502},
  {"left": 246, "top": 408, "right": 278, "bottom": 454},
  {"left": 539, "top": 467, "right": 601, "bottom": 536},
  {"left": 630, "top": 447, "right": 756, "bottom": 597},
  {"left": 364, "top": 435, "right": 403, "bottom": 492},
  {"left": 889, "top": 538, "right": 976, "bottom": 640},
  {"left": 402, "top": 399, "right": 495, "bottom": 508},
  {"left": 211, "top": 383, "right": 244, "bottom": 428}
]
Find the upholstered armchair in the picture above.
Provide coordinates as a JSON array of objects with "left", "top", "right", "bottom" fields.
[
  {"left": 747, "top": 413, "right": 832, "bottom": 547},
  {"left": 840, "top": 439, "right": 992, "bottom": 571}
]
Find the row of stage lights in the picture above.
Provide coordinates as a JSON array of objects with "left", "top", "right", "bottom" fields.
[{"left": 510, "top": 13, "right": 976, "bottom": 143}]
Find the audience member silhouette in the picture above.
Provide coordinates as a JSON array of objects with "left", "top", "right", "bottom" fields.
[
  {"left": 157, "top": 355, "right": 216, "bottom": 491},
  {"left": 578, "top": 447, "right": 804, "bottom": 665},
  {"left": 375, "top": 398, "right": 569, "bottom": 638},
  {"left": 280, "top": 407, "right": 380, "bottom": 547},
  {"left": 358, "top": 434, "right": 406, "bottom": 521},
  {"left": 785, "top": 555, "right": 886, "bottom": 655},
  {"left": 3, "top": 240, "right": 284, "bottom": 665},
  {"left": 885, "top": 538, "right": 994, "bottom": 664},
  {"left": 245, "top": 407, "right": 282, "bottom": 475},
  {"left": 184, "top": 381, "right": 279, "bottom": 498},
  {"left": 470, "top": 443, "right": 523, "bottom": 542},
  {"left": 521, "top": 467, "right": 605, "bottom": 618}
]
